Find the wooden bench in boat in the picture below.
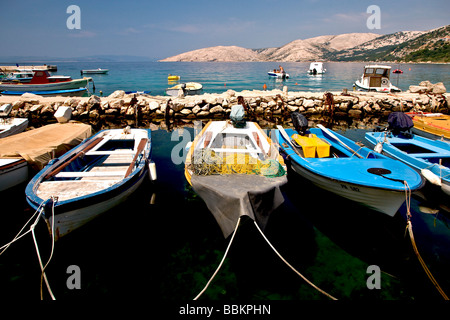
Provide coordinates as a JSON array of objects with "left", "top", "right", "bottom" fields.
[{"left": 55, "top": 171, "right": 126, "bottom": 178}]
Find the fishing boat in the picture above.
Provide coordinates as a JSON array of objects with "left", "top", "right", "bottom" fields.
[
  {"left": 0, "top": 103, "right": 28, "bottom": 138},
  {"left": 365, "top": 113, "right": 450, "bottom": 197},
  {"left": 0, "top": 70, "right": 92, "bottom": 92},
  {"left": 308, "top": 62, "right": 326, "bottom": 75},
  {"left": 1, "top": 71, "right": 35, "bottom": 83},
  {"left": 185, "top": 107, "right": 287, "bottom": 238},
  {"left": 354, "top": 65, "right": 401, "bottom": 92},
  {"left": 276, "top": 113, "right": 424, "bottom": 216},
  {"left": 406, "top": 112, "right": 450, "bottom": 140},
  {"left": 0, "top": 122, "right": 92, "bottom": 192},
  {"left": 1, "top": 87, "right": 87, "bottom": 97},
  {"left": 25, "top": 127, "right": 156, "bottom": 240},
  {"left": 80, "top": 68, "right": 109, "bottom": 74},
  {"left": 166, "top": 82, "right": 202, "bottom": 97}
]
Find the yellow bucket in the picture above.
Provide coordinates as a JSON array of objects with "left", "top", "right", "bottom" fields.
[{"left": 291, "top": 134, "right": 330, "bottom": 158}]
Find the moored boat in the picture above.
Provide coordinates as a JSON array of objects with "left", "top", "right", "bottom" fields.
[
  {"left": 1, "top": 87, "right": 87, "bottom": 97},
  {"left": 365, "top": 112, "right": 450, "bottom": 197},
  {"left": 80, "top": 68, "right": 109, "bottom": 74},
  {"left": 185, "top": 108, "right": 287, "bottom": 237},
  {"left": 268, "top": 67, "right": 289, "bottom": 79},
  {"left": 354, "top": 65, "right": 401, "bottom": 92},
  {"left": 0, "top": 70, "right": 92, "bottom": 92},
  {"left": 0, "top": 103, "right": 28, "bottom": 138},
  {"left": 406, "top": 112, "right": 450, "bottom": 140},
  {"left": 0, "top": 158, "right": 28, "bottom": 192},
  {"left": 308, "top": 62, "right": 326, "bottom": 75},
  {"left": 166, "top": 82, "right": 202, "bottom": 96},
  {"left": 276, "top": 113, "right": 424, "bottom": 216},
  {"left": 25, "top": 127, "right": 155, "bottom": 240}
]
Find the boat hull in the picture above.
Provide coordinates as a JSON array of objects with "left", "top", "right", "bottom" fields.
[
  {"left": 268, "top": 72, "right": 289, "bottom": 79},
  {"left": 0, "top": 78, "right": 91, "bottom": 92},
  {"left": 25, "top": 128, "right": 152, "bottom": 240},
  {"left": 0, "top": 118, "right": 28, "bottom": 138},
  {"left": 0, "top": 158, "right": 28, "bottom": 192},
  {"left": 1, "top": 88, "right": 87, "bottom": 97}
]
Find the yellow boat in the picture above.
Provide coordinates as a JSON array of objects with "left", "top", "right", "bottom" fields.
[
  {"left": 408, "top": 112, "right": 450, "bottom": 140},
  {"left": 167, "top": 74, "right": 180, "bottom": 81}
]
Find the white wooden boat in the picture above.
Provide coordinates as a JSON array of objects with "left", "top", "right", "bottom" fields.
[
  {"left": 0, "top": 158, "right": 28, "bottom": 192},
  {"left": 268, "top": 71, "right": 289, "bottom": 79},
  {"left": 354, "top": 65, "right": 401, "bottom": 92},
  {"left": 185, "top": 116, "right": 287, "bottom": 238},
  {"left": 0, "top": 117, "right": 29, "bottom": 138},
  {"left": 166, "top": 82, "right": 202, "bottom": 96},
  {"left": 25, "top": 128, "right": 155, "bottom": 240}
]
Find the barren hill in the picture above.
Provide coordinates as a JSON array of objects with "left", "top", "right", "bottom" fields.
[{"left": 159, "top": 46, "right": 260, "bottom": 62}]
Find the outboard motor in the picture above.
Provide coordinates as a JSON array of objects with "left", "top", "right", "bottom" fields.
[
  {"left": 230, "top": 104, "right": 246, "bottom": 128},
  {"left": 291, "top": 112, "right": 309, "bottom": 135},
  {"left": 387, "top": 112, "right": 414, "bottom": 135}
]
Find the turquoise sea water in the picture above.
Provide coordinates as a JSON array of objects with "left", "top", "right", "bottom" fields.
[
  {"left": 0, "top": 61, "right": 450, "bottom": 305},
  {"left": 37, "top": 61, "right": 450, "bottom": 96}
]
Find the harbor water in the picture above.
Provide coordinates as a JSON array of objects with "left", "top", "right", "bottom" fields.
[{"left": 0, "top": 61, "right": 449, "bottom": 303}]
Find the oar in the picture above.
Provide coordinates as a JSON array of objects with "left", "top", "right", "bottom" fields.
[
  {"left": 125, "top": 138, "right": 148, "bottom": 178},
  {"left": 276, "top": 125, "right": 304, "bottom": 158},
  {"left": 316, "top": 124, "right": 363, "bottom": 159}
]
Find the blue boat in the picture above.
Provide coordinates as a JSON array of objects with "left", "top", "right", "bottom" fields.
[
  {"left": 276, "top": 118, "right": 424, "bottom": 216},
  {"left": 1, "top": 87, "right": 87, "bottom": 97},
  {"left": 25, "top": 127, "right": 156, "bottom": 240},
  {"left": 365, "top": 130, "right": 450, "bottom": 198}
]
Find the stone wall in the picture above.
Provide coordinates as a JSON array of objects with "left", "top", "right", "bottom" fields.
[{"left": 3, "top": 86, "right": 449, "bottom": 125}]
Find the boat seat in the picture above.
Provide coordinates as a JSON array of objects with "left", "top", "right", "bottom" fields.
[
  {"left": 54, "top": 171, "right": 126, "bottom": 178},
  {"left": 85, "top": 150, "right": 136, "bottom": 156}
]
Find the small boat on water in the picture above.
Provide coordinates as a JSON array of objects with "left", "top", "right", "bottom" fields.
[
  {"left": 354, "top": 65, "right": 401, "bottom": 93},
  {"left": 268, "top": 68, "right": 289, "bottom": 79},
  {"left": 308, "top": 62, "right": 326, "bottom": 75},
  {"left": 166, "top": 82, "right": 202, "bottom": 97},
  {"left": 0, "top": 70, "right": 92, "bottom": 92},
  {"left": 276, "top": 113, "right": 424, "bottom": 216},
  {"left": 25, "top": 127, "right": 155, "bottom": 240},
  {"left": 1, "top": 87, "right": 87, "bottom": 97},
  {"left": 393, "top": 69, "right": 403, "bottom": 74},
  {"left": 168, "top": 74, "right": 180, "bottom": 81},
  {"left": 406, "top": 112, "right": 450, "bottom": 140},
  {"left": 0, "top": 122, "right": 92, "bottom": 192},
  {"left": 185, "top": 107, "right": 287, "bottom": 238},
  {"left": 365, "top": 112, "right": 450, "bottom": 197},
  {"left": 80, "top": 68, "right": 109, "bottom": 74}
]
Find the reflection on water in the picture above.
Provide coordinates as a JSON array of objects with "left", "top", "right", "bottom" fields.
[{"left": 0, "top": 116, "right": 449, "bottom": 301}]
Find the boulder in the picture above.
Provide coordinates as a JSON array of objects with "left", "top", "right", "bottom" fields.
[{"left": 432, "top": 82, "right": 446, "bottom": 94}]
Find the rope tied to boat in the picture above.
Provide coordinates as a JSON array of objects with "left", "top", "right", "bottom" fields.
[
  {"left": 0, "top": 196, "right": 57, "bottom": 300},
  {"left": 403, "top": 181, "right": 449, "bottom": 300}
]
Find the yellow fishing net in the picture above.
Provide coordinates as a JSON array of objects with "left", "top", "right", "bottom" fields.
[{"left": 190, "top": 149, "right": 285, "bottom": 178}]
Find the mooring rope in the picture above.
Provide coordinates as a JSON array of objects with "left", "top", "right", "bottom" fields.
[
  {"left": 403, "top": 181, "right": 449, "bottom": 300},
  {"left": 253, "top": 221, "right": 338, "bottom": 300},
  {"left": 193, "top": 216, "right": 241, "bottom": 300},
  {"left": 0, "top": 197, "right": 56, "bottom": 300}
]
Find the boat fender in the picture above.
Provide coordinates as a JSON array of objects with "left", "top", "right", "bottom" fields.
[
  {"left": 185, "top": 141, "right": 192, "bottom": 152},
  {"left": 374, "top": 141, "right": 383, "bottom": 153},
  {"left": 149, "top": 161, "right": 157, "bottom": 181},
  {"left": 421, "top": 169, "right": 441, "bottom": 186}
]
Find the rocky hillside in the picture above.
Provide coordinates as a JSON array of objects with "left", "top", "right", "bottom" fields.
[{"left": 160, "top": 24, "right": 450, "bottom": 63}]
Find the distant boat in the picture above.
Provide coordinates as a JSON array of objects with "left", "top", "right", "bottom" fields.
[
  {"left": 1, "top": 87, "right": 87, "bottom": 97},
  {"left": 276, "top": 115, "right": 424, "bottom": 216},
  {"left": 393, "top": 69, "right": 403, "bottom": 74},
  {"left": 80, "top": 68, "right": 109, "bottom": 74},
  {"left": 354, "top": 65, "right": 401, "bottom": 92},
  {"left": 168, "top": 74, "right": 180, "bottom": 81},
  {"left": 0, "top": 70, "right": 92, "bottom": 92},
  {"left": 166, "top": 82, "right": 202, "bottom": 96},
  {"left": 308, "top": 62, "right": 326, "bottom": 75},
  {"left": 25, "top": 127, "right": 155, "bottom": 240},
  {"left": 268, "top": 70, "right": 289, "bottom": 79}
]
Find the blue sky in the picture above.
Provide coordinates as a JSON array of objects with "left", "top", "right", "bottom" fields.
[{"left": 0, "top": 0, "right": 448, "bottom": 59}]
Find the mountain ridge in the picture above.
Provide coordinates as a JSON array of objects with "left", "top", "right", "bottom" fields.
[{"left": 160, "top": 24, "right": 450, "bottom": 63}]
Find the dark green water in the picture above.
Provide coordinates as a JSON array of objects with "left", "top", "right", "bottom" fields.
[{"left": 1, "top": 118, "right": 449, "bottom": 304}]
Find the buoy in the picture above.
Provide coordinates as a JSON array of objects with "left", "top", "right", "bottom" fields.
[
  {"left": 149, "top": 161, "right": 157, "bottom": 181},
  {"left": 295, "top": 82, "right": 298, "bottom": 85},
  {"left": 421, "top": 169, "right": 441, "bottom": 186},
  {"left": 374, "top": 141, "right": 383, "bottom": 153},
  {"left": 263, "top": 83, "right": 267, "bottom": 91},
  {"left": 224, "top": 83, "right": 226, "bottom": 86}
]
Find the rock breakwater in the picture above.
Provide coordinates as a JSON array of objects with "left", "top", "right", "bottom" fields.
[{"left": 2, "top": 85, "right": 448, "bottom": 127}]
